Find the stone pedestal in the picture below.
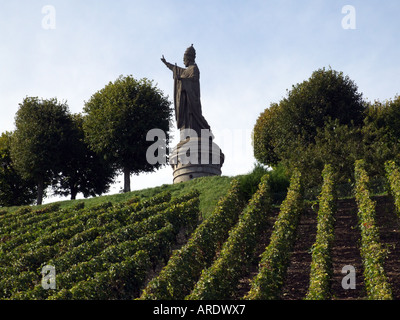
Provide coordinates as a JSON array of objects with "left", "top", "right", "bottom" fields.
[{"left": 170, "top": 135, "right": 224, "bottom": 184}]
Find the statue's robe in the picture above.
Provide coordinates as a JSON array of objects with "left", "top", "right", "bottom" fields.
[{"left": 167, "top": 62, "right": 210, "bottom": 135}]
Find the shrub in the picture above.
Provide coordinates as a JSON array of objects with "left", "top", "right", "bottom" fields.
[
  {"left": 238, "top": 163, "right": 268, "bottom": 201},
  {"left": 385, "top": 160, "right": 400, "bottom": 216}
]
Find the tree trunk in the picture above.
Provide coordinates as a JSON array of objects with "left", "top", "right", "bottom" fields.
[
  {"left": 71, "top": 187, "right": 78, "bottom": 200},
  {"left": 123, "top": 167, "right": 131, "bottom": 193},
  {"left": 37, "top": 176, "right": 44, "bottom": 205}
]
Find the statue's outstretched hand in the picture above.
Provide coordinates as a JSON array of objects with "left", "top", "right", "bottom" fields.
[{"left": 161, "top": 55, "right": 167, "bottom": 64}]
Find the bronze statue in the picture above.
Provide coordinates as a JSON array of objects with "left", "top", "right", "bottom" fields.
[{"left": 161, "top": 45, "right": 210, "bottom": 135}]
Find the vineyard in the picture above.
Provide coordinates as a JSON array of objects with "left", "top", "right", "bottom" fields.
[{"left": 1, "top": 160, "right": 400, "bottom": 300}]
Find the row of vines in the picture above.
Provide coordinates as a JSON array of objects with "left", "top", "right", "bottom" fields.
[
  {"left": 304, "top": 160, "right": 400, "bottom": 300},
  {"left": 140, "top": 169, "right": 304, "bottom": 300},
  {"left": 139, "top": 159, "right": 400, "bottom": 300},
  {"left": 0, "top": 191, "right": 200, "bottom": 299},
  {"left": 1, "top": 158, "right": 400, "bottom": 300}
]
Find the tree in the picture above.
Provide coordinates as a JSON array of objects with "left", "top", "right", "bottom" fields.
[
  {"left": 252, "top": 103, "right": 281, "bottom": 166},
  {"left": 83, "top": 75, "right": 172, "bottom": 193},
  {"left": 277, "top": 67, "right": 365, "bottom": 146},
  {"left": 11, "top": 97, "right": 72, "bottom": 205},
  {"left": 0, "top": 132, "right": 37, "bottom": 206},
  {"left": 306, "top": 119, "right": 363, "bottom": 185},
  {"left": 51, "top": 114, "right": 116, "bottom": 200},
  {"left": 253, "top": 67, "right": 367, "bottom": 187},
  {"left": 362, "top": 96, "right": 400, "bottom": 177}
]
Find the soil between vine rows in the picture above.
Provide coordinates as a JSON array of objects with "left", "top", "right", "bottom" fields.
[
  {"left": 234, "top": 208, "right": 280, "bottom": 299},
  {"left": 330, "top": 198, "right": 365, "bottom": 300},
  {"left": 141, "top": 195, "right": 400, "bottom": 300},
  {"left": 280, "top": 195, "right": 400, "bottom": 300},
  {"left": 280, "top": 207, "right": 317, "bottom": 300},
  {"left": 235, "top": 195, "right": 400, "bottom": 300},
  {"left": 373, "top": 195, "right": 400, "bottom": 300}
]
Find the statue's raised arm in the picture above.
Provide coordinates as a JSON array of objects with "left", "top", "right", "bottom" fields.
[{"left": 161, "top": 55, "right": 174, "bottom": 70}]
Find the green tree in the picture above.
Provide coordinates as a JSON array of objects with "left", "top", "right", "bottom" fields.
[
  {"left": 51, "top": 114, "right": 116, "bottom": 200},
  {"left": 362, "top": 96, "right": 400, "bottom": 176},
  {"left": 253, "top": 67, "right": 366, "bottom": 187},
  {"left": 305, "top": 119, "right": 363, "bottom": 186},
  {"left": 11, "top": 97, "right": 72, "bottom": 205},
  {"left": 0, "top": 132, "right": 37, "bottom": 206},
  {"left": 83, "top": 75, "right": 172, "bottom": 193},
  {"left": 277, "top": 67, "right": 365, "bottom": 146},
  {"left": 252, "top": 103, "right": 281, "bottom": 166}
]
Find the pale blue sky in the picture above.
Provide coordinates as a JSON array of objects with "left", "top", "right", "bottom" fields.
[{"left": 1, "top": 0, "right": 399, "bottom": 202}]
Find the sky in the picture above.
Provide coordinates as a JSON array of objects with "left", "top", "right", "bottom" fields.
[{"left": 1, "top": 0, "right": 399, "bottom": 203}]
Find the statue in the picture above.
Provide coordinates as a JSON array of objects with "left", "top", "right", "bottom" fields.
[
  {"left": 161, "top": 44, "right": 211, "bottom": 136},
  {"left": 161, "top": 45, "right": 224, "bottom": 184}
]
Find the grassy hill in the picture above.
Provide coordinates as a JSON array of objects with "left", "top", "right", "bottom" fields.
[{"left": 2, "top": 175, "right": 236, "bottom": 220}]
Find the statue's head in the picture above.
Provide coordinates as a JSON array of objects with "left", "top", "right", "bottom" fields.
[{"left": 183, "top": 44, "right": 196, "bottom": 67}]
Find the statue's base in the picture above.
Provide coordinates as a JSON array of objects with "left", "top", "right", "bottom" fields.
[
  {"left": 172, "top": 163, "right": 223, "bottom": 184},
  {"left": 170, "top": 137, "right": 224, "bottom": 184}
]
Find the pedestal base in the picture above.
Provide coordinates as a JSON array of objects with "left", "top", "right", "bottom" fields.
[
  {"left": 170, "top": 137, "right": 224, "bottom": 184},
  {"left": 172, "top": 163, "right": 222, "bottom": 184}
]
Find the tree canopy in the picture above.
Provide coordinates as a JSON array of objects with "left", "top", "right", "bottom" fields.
[
  {"left": 83, "top": 75, "right": 172, "bottom": 192},
  {"left": 10, "top": 97, "right": 73, "bottom": 205},
  {"left": 51, "top": 113, "right": 116, "bottom": 200},
  {"left": 0, "top": 132, "right": 37, "bottom": 206},
  {"left": 252, "top": 67, "right": 398, "bottom": 188},
  {"left": 362, "top": 96, "right": 400, "bottom": 176}
]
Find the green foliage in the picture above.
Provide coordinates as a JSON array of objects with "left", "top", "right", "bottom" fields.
[
  {"left": 10, "top": 97, "right": 73, "bottom": 205},
  {"left": 385, "top": 160, "right": 400, "bottom": 216},
  {"left": 244, "top": 169, "right": 303, "bottom": 300},
  {"left": 238, "top": 163, "right": 290, "bottom": 205},
  {"left": 2, "top": 162, "right": 400, "bottom": 300},
  {"left": 0, "top": 132, "right": 37, "bottom": 206},
  {"left": 187, "top": 174, "right": 272, "bottom": 300},
  {"left": 0, "top": 191, "right": 200, "bottom": 299},
  {"left": 51, "top": 113, "right": 116, "bottom": 200},
  {"left": 362, "top": 96, "right": 400, "bottom": 178},
  {"left": 253, "top": 67, "right": 366, "bottom": 189},
  {"left": 237, "top": 163, "right": 269, "bottom": 201},
  {"left": 267, "top": 163, "right": 291, "bottom": 203},
  {"left": 139, "top": 179, "right": 246, "bottom": 300},
  {"left": 0, "top": 175, "right": 233, "bottom": 220},
  {"left": 288, "top": 119, "right": 363, "bottom": 189},
  {"left": 278, "top": 67, "right": 364, "bottom": 144},
  {"left": 354, "top": 160, "right": 392, "bottom": 300},
  {"left": 306, "top": 164, "right": 337, "bottom": 300},
  {"left": 252, "top": 103, "right": 281, "bottom": 166},
  {"left": 65, "top": 250, "right": 151, "bottom": 300},
  {"left": 83, "top": 75, "right": 172, "bottom": 192}
]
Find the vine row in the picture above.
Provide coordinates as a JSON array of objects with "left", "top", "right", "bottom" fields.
[
  {"left": 244, "top": 169, "right": 303, "bottom": 300},
  {"left": 305, "top": 164, "right": 337, "bottom": 300},
  {"left": 354, "top": 159, "right": 392, "bottom": 300}
]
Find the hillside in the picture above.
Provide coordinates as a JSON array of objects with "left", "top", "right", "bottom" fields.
[
  {"left": 1, "top": 162, "right": 400, "bottom": 300},
  {"left": 1, "top": 175, "right": 235, "bottom": 220}
]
